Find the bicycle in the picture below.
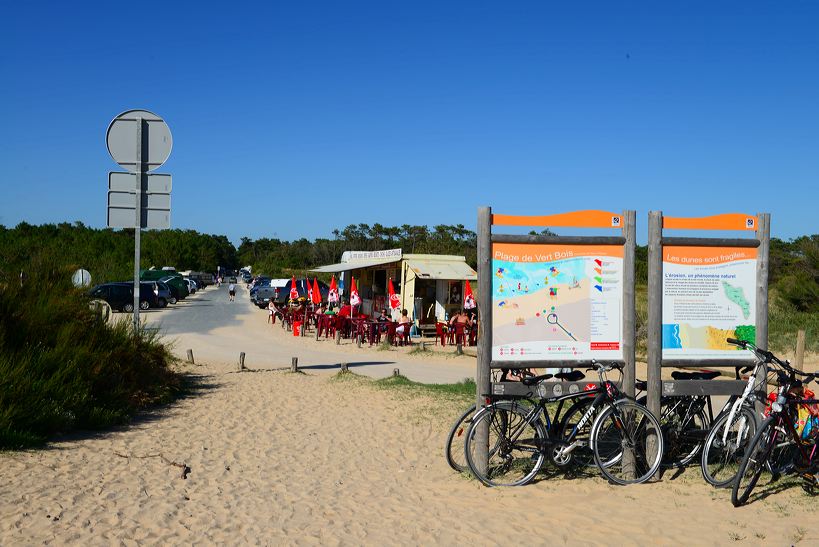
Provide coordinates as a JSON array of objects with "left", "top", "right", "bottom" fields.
[
  {"left": 444, "top": 368, "right": 585, "bottom": 473},
  {"left": 731, "top": 347, "right": 819, "bottom": 506},
  {"left": 700, "top": 338, "right": 779, "bottom": 487},
  {"left": 463, "top": 361, "right": 664, "bottom": 486}
]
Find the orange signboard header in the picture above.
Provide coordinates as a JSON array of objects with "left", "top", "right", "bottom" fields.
[
  {"left": 492, "top": 210, "right": 622, "bottom": 229},
  {"left": 663, "top": 213, "right": 757, "bottom": 231},
  {"left": 663, "top": 246, "right": 758, "bottom": 266}
]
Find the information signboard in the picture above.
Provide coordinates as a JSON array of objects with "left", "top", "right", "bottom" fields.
[
  {"left": 491, "top": 243, "right": 624, "bottom": 361},
  {"left": 661, "top": 246, "right": 757, "bottom": 360}
]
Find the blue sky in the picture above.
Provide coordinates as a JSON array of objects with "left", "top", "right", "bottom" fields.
[{"left": 1, "top": 1, "right": 817, "bottom": 245}]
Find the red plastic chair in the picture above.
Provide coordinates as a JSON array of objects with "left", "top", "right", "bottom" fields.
[
  {"left": 397, "top": 322, "right": 411, "bottom": 346},
  {"left": 454, "top": 323, "right": 466, "bottom": 346},
  {"left": 435, "top": 322, "right": 447, "bottom": 346}
]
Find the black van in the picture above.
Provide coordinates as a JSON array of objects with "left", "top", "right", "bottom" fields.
[{"left": 88, "top": 282, "right": 159, "bottom": 312}]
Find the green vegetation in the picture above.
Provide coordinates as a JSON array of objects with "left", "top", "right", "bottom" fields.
[
  {"left": 332, "top": 370, "right": 475, "bottom": 405},
  {"left": 0, "top": 264, "right": 182, "bottom": 449},
  {"left": 0, "top": 222, "right": 237, "bottom": 283}
]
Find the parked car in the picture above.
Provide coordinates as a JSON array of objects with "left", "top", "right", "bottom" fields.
[
  {"left": 155, "top": 281, "right": 175, "bottom": 306},
  {"left": 242, "top": 271, "right": 252, "bottom": 283},
  {"left": 88, "top": 282, "right": 157, "bottom": 313},
  {"left": 228, "top": 275, "right": 237, "bottom": 283},
  {"left": 141, "top": 269, "right": 190, "bottom": 299},
  {"left": 183, "top": 278, "right": 197, "bottom": 294}
]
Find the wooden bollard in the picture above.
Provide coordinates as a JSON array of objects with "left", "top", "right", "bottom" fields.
[
  {"left": 456, "top": 342, "right": 463, "bottom": 355},
  {"left": 393, "top": 368, "right": 400, "bottom": 377},
  {"left": 186, "top": 349, "right": 195, "bottom": 364},
  {"left": 336, "top": 330, "right": 341, "bottom": 345},
  {"left": 291, "top": 357, "right": 299, "bottom": 373},
  {"left": 795, "top": 330, "right": 806, "bottom": 371},
  {"left": 356, "top": 334, "right": 362, "bottom": 348},
  {"left": 340, "top": 362, "right": 348, "bottom": 372},
  {"left": 421, "top": 341, "right": 426, "bottom": 351},
  {"left": 238, "top": 352, "right": 246, "bottom": 371}
]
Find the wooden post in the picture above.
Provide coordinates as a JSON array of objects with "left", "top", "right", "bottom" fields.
[
  {"left": 336, "top": 330, "right": 341, "bottom": 345},
  {"left": 186, "top": 349, "right": 194, "bottom": 364},
  {"left": 291, "top": 357, "right": 298, "bottom": 373},
  {"left": 754, "top": 213, "right": 770, "bottom": 416},
  {"left": 393, "top": 368, "right": 400, "bottom": 377},
  {"left": 474, "top": 206, "right": 492, "bottom": 476},
  {"left": 646, "top": 210, "right": 663, "bottom": 476},
  {"left": 456, "top": 342, "right": 463, "bottom": 355},
  {"left": 421, "top": 341, "right": 426, "bottom": 351},
  {"left": 795, "top": 330, "right": 806, "bottom": 372},
  {"left": 238, "top": 352, "right": 246, "bottom": 371},
  {"left": 340, "top": 362, "right": 348, "bottom": 372},
  {"left": 621, "top": 210, "right": 637, "bottom": 478}
]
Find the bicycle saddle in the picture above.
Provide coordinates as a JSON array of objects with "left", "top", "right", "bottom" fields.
[
  {"left": 521, "top": 373, "right": 554, "bottom": 386},
  {"left": 671, "top": 370, "right": 721, "bottom": 381},
  {"left": 555, "top": 370, "right": 585, "bottom": 382}
]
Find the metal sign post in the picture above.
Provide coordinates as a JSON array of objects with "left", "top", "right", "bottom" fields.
[{"left": 106, "top": 109, "right": 173, "bottom": 332}]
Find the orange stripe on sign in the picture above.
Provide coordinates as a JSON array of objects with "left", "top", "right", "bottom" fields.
[
  {"left": 662, "top": 213, "right": 757, "bottom": 231},
  {"left": 492, "top": 210, "right": 623, "bottom": 229},
  {"left": 493, "top": 243, "right": 624, "bottom": 262},
  {"left": 663, "top": 246, "right": 758, "bottom": 265}
]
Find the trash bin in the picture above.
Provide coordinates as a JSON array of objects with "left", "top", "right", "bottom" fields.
[{"left": 293, "top": 321, "right": 302, "bottom": 336}]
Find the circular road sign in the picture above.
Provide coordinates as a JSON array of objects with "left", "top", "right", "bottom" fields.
[
  {"left": 72, "top": 268, "right": 92, "bottom": 288},
  {"left": 106, "top": 109, "right": 172, "bottom": 173}
]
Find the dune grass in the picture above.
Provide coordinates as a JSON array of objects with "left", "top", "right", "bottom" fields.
[{"left": 0, "top": 265, "right": 182, "bottom": 449}]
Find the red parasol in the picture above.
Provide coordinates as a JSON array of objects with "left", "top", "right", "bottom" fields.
[
  {"left": 328, "top": 275, "right": 339, "bottom": 303},
  {"left": 312, "top": 278, "right": 322, "bottom": 304},
  {"left": 349, "top": 276, "right": 361, "bottom": 306},
  {"left": 463, "top": 280, "right": 476, "bottom": 310},
  {"left": 289, "top": 275, "right": 299, "bottom": 300},
  {"left": 387, "top": 278, "right": 400, "bottom": 309}
]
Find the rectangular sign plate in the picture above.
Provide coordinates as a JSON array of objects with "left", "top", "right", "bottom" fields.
[{"left": 108, "top": 172, "right": 172, "bottom": 193}]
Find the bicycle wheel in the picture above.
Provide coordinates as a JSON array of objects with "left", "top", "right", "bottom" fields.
[
  {"left": 659, "top": 401, "right": 709, "bottom": 468},
  {"left": 555, "top": 397, "right": 598, "bottom": 468},
  {"left": 591, "top": 400, "right": 664, "bottom": 485},
  {"left": 445, "top": 404, "right": 477, "bottom": 472},
  {"left": 464, "top": 401, "right": 547, "bottom": 487},
  {"left": 731, "top": 415, "right": 780, "bottom": 507},
  {"left": 701, "top": 406, "right": 757, "bottom": 487}
]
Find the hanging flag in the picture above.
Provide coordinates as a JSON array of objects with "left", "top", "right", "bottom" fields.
[
  {"left": 387, "top": 278, "right": 400, "bottom": 309},
  {"left": 312, "top": 278, "right": 322, "bottom": 304},
  {"left": 289, "top": 275, "right": 299, "bottom": 300},
  {"left": 463, "top": 280, "right": 476, "bottom": 310},
  {"left": 328, "top": 275, "right": 339, "bottom": 303},
  {"left": 349, "top": 276, "right": 361, "bottom": 306},
  {"left": 306, "top": 279, "right": 313, "bottom": 302}
]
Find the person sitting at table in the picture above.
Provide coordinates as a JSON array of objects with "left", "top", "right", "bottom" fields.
[
  {"left": 324, "top": 304, "right": 337, "bottom": 315},
  {"left": 377, "top": 309, "right": 390, "bottom": 331},
  {"left": 396, "top": 308, "right": 411, "bottom": 335},
  {"left": 267, "top": 297, "right": 278, "bottom": 324}
]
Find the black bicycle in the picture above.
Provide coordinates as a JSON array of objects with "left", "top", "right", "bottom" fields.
[
  {"left": 463, "top": 361, "right": 663, "bottom": 486},
  {"left": 731, "top": 346, "right": 819, "bottom": 506}
]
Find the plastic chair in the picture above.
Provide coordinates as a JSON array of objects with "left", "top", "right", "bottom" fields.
[
  {"left": 454, "top": 323, "right": 466, "bottom": 346},
  {"left": 435, "top": 322, "right": 447, "bottom": 346}
]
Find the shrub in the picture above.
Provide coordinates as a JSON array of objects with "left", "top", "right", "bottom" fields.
[{"left": 0, "top": 264, "right": 181, "bottom": 448}]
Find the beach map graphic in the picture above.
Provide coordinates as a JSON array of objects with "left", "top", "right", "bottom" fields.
[{"left": 491, "top": 243, "right": 624, "bottom": 361}]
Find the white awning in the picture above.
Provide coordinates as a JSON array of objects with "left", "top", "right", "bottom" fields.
[
  {"left": 405, "top": 258, "right": 477, "bottom": 280},
  {"left": 311, "top": 257, "right": 401, "bottom": 274}
]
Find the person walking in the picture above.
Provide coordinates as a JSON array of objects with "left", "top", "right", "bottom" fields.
[{"left": 228, "top": 282, "right": 236, "bottom": 302}]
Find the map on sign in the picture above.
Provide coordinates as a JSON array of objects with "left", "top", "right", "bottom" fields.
[
  {"left": 491, "top": 243, "right": 624, "bottom": 361},
  {"left": 662, "top": 246, "right": 757, "bottom": 359}
]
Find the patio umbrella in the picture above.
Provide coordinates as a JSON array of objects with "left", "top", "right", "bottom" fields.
[
  {"left": 350, "top": 276, "right": 361, "bottom": 306},
  {"left": 463, "top": 280, "right": 476, "bottom": 310},
  {"left": 312, "top": 278, "right": 322, "bottom": 304},
  {"left": 328, "top": 275, "right": 339, "bottom": 304},
  {"left": 289, "top": 275, "right": 299, "bottom": 300},
  {"left": 387, "top": 278, "right": 400, "bottom": 310},
  {"left": 306, "top": 279, "right": 313, "bottom": 302}
]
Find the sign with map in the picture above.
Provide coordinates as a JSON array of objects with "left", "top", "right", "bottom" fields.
[
  {"left": 491, "top": 243, "right": 624, "bottom": 361},
  {"left": 662, "top": 246, "right": 757, "bottom": 360}
]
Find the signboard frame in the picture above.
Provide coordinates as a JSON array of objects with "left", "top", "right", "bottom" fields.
[
  {"left": 476, "top": 208, "right": 637, "bottom": 388},
  {"left": 646, "top": 212, "right": 770, "bottom": 419}
]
